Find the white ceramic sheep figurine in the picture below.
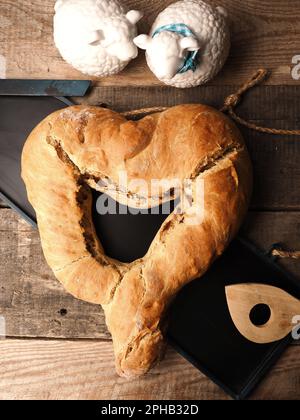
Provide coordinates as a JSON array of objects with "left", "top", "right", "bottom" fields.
[
  {"left": 54, "top": 0, "right": 143, "bottom": 77},
  {"left": 134, "top": 0, "right": 230, "bottom": 88}
]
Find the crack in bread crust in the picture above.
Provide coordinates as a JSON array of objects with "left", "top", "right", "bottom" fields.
[
  {"left": 54, "top": 255, "right": 89, "bottom": 273},
  {"left": 22, "top": 104, "right": 253, "bottom": 378},
  {"left": 46, "top": 135, "right": 125, "bottom": 294},
  {"left": 190, "top": 143, "right": 242, "bottom": 179},
  {"left": 48, "top": 131, "right": 243, "bottom": 206}
]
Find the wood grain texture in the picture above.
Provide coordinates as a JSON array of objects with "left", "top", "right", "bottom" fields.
[
  {"left": 0, "top": 209, "right": 109, "bottom": 340},
  {"left": 226, "top": 283, "right": 300, "bottom": 344},
  {"left": 76, "top": 86, "right": 300, "bottom": 121},
  {"left": 249, "top": 345, "right": 300, "bottom": 400},
  {"left": 0, "top": 0, "right": 299, "bottom": 85},
  {"left": 1, "top": 208, "right": 299, "bottom": 340},
  {"left": 0, "top": 339, "right": 298, "bottom": 400}
]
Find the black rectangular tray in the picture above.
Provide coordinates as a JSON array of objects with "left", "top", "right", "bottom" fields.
[{"left": 0, "top": 96, "right": 298, "bottom": 400}]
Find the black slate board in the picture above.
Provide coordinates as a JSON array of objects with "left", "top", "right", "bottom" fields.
[
  {"left": 0, "top": 96, "right": 73, "bottom": 224},
  {"left": 0, "top": 96, "right": 298, "bottom": 400}
]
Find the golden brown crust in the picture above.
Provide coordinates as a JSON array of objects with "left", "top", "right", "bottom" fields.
[{"left": 21, "top": 104, "right": 252, "bottom": 378}]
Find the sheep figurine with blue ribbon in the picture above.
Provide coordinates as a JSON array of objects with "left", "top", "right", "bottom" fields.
[
  {"left": 54, "top": 0, "right": 143, "bottom": 77},
  {"left": 134, "top": 0, "right": 230, "bottom": 88}
]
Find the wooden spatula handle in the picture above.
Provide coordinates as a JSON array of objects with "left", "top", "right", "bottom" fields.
[{"left": 225, "top": 284, "right": 300, "bottom": 344}]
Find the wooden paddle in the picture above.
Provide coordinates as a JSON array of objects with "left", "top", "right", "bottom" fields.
[{"left": 225, "top": 283, "right": 300, "bottom": 344}]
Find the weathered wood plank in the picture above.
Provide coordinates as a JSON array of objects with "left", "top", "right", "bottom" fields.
[
  {"left": 0, "top": 339, "right": 298, "bottom": 400},
  {"left": 250, "top": 345, "right": 300, "bottom": 400},
  {"left": 0, "top": 339, "right": 231, "bottom": 400},
  {"left": 0, "top": 209, "right": 299, "bottom": 340},
  {"left": 0, "top": 0, "right": 299, "bottom": 85},
  {"left": 77, "top": 86, "right": 300, "bottom": 122},
  {"left": 245, "top": 126, "right": 300, "bottom": 211},
  {"left": 0, "top": 209, "right": 109, "bottom": 340}
]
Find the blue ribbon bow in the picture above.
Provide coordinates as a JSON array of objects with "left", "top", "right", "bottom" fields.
[{"left": 152, "top": 23, "right": 199, "bottom": 74}]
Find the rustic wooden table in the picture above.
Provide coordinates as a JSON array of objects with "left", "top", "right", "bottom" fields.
[{"left": 0, "top": 0, "right": 300, "bottom": 400}]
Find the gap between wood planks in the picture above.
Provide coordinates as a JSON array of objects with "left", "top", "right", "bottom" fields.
[{"left": 1, "top": 336, "right": 299, "bottom": 345}]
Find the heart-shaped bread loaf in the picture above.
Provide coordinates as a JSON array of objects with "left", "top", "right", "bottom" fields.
[{"left": 22, "top": 104, "right": 252, "bottom": 378}]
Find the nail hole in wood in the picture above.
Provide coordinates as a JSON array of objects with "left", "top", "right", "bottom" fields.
[{"left": 59, "top": 308, "right": 68, "bottom": 317}]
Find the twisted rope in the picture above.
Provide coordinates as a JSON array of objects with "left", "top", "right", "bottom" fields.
[
  {"left": 271, "top": 245, "right": 300, "bottom": 260},
  {"left": 120, "top": 69, "right": 300, "bottom": 259},
  {"left": 221, "top": 69, "right": 300, "bottom": 136},
  {"left": 121, "top": 106, "right": 168, "bottom": 118},
  {"left": 272, "top": 249, "right": 300, "bottom": 260},
  {"left": 123, "top": 68, "right": 300, "bottom": 136},
  {"left": 222, "top": 70, "right": 300, "bottom": 258}
]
